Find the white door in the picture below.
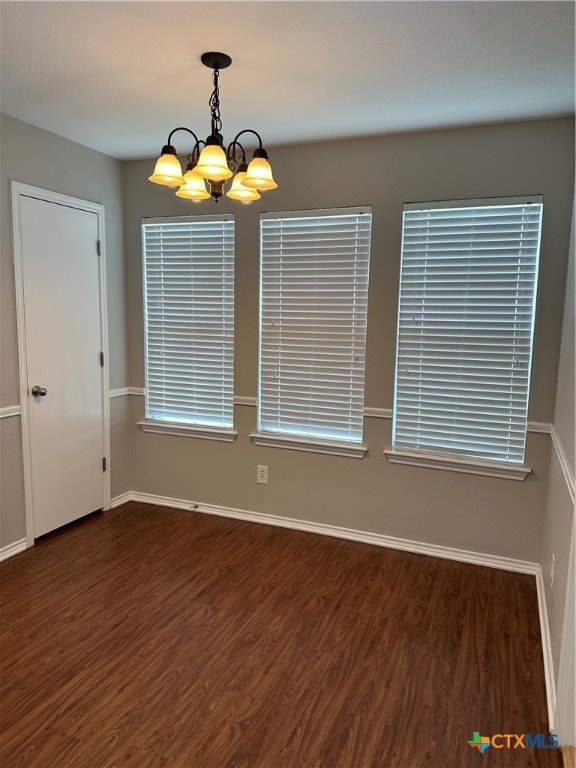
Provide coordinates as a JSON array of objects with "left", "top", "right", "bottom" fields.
[{"left": 15, "top": 190, "right": 106, "bottom": 538}]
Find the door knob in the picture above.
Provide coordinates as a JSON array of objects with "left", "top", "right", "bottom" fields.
[{"left": 31, "top": 385, "right": 48, "bottom": 397}]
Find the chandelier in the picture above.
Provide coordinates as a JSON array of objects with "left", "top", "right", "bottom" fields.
[{"left": 148, "top": 52, "right": 277, "bottom": 204}]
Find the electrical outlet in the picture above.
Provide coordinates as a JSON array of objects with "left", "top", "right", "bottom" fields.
[
  {"left": 257, "top": 465, "right": 268, "bottom": 484},
  {"left": 550, "top": 553, "right": 555, "bottom": 587}
]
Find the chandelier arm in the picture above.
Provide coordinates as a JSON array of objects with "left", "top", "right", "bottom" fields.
[
  {"left": 166, "top": 127, "right": 204, "bottom": 160},
  {"left": 230, "top": 129, "right": 264, "bottom": 151},
  {"left": 226, "top": 139, "right": 247, "bottom": 168},
  {"left": 186, "top": 152, "right": 205, "bottom": 168}
]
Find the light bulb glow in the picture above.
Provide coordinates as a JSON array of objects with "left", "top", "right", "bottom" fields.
[
  {"left": 175, "top": 169, "right": 210, "bottom": 201},
  {"left": 241, "top": 156, "right": 278, "bottom": 190},
  {"left": 195, "top": 144, "right": 233, "bottom": 181},
  {"left": 226, "top": 171, "right": 261, "bottom": 203},
  {"left": 148, "top": 153, "right": 185, "bottom": 186}
]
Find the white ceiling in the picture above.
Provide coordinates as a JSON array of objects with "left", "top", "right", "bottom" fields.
[{"left": 0, "top": 1, "right": 574, "bottom": 160}]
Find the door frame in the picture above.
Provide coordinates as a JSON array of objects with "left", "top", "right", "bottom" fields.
[{"left": 11, "top": 182, "right": 111, "bottom": 546}]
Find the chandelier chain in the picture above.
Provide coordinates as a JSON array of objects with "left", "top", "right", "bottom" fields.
[{"left": 209, "top": 68, "right": 222, "bottom": 136}]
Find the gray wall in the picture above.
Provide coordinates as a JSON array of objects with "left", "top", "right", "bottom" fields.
[
  {"left": 541, "top": 193, "right": 575, "bottom": 738},
  {"left": 122, "top": 117, "right": 574, "bottom": 563},
  {"left": 0, "top": 114, "right": 129, "bottom": 546},
  {"left": 551, "top": 201, "right": 576, "bottom": 471}
]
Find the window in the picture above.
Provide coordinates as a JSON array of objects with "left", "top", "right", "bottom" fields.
[
  {"left": 253, "top": 207, "right": 372, "bottom": 457},
  {"left": 390, "top": 196, "right": 543, "bottom": 478},
  {"left": 140, "top": 214, "right": 236, "bottom": 440}
]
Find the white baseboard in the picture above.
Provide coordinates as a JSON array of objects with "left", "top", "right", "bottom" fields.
[
  {"left": 0, "top": 538, "right": 27, "bottom": 562},
  {"left": 109, "top": 491, "right": 133, "bottom": 508},
  {"left": 536, "top": 567, "right": 557, "bottom": 730},
  {"left": 112, "top": 490, "right": 540, "bottom": 575}
]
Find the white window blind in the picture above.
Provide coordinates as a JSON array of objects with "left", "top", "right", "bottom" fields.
[
  {"left": 392, "top": 196, "right": 543, "bottom": 465},
  {"left": 258, "top": 207, "right": 371, "bottom": 444},
  {"left": 142, "top": 214, "right": 234, "bottom": 429}
]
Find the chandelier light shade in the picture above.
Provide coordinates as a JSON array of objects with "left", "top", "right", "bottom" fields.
[
  {"left": 175, "top": 164, "right": 211, "bottom": 201},
  {"left": 242, "top": 153, "right": 278, "bottom": 190},
  {"left": 195, "top": 142, "right": 234, "bottom": 181},
  {"left": 148, "top": 147, "right": 186, "bottom": 187},
  {"left": 149, "top": 52, "right": 278, "bottom": 204},
  {"left": 226, "top": 166, "right": 261, "bottom": 203}
]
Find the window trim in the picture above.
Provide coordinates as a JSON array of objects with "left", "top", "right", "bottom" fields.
[
  {"left": 138, "top": 420, "right": 237, "bottom": 442},
  {"left": 250, "top": 431, "right": 368, "bottom": 458},
  {"left": 384, "top": 449, "right": 531, "bottom": 480}
]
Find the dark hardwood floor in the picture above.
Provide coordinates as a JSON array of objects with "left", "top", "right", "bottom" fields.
[{"left": 0, "top": 502, "right": 561, "bottom": 768}]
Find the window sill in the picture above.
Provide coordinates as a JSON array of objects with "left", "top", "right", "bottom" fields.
[
  {"left": 383, "top": 449, "right": 531, "bottom": 481},
  {"left": 250, "top": 432, "right": 367, "bottom": 458},
  {"left": 138, "top": 420, "right": 237, "bottom": 442}
]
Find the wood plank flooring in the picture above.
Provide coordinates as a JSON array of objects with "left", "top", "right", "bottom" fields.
[{"left": 0, "top": 502, "right": 561, "bottom": 768}]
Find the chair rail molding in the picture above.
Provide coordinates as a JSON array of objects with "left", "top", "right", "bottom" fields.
[{"left": 0, "top": 406, "right": 22, "bottom": 419}]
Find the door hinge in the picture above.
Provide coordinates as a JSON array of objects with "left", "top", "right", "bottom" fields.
[
  {"left": 100, "top": 352, "right": 104, "bottom": 367},
  {"left": 96, "top": 240, "right": 101, "bottom": 256},
  {"left": 102, "top": 457, "right": 107, "bottom": 472}
]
